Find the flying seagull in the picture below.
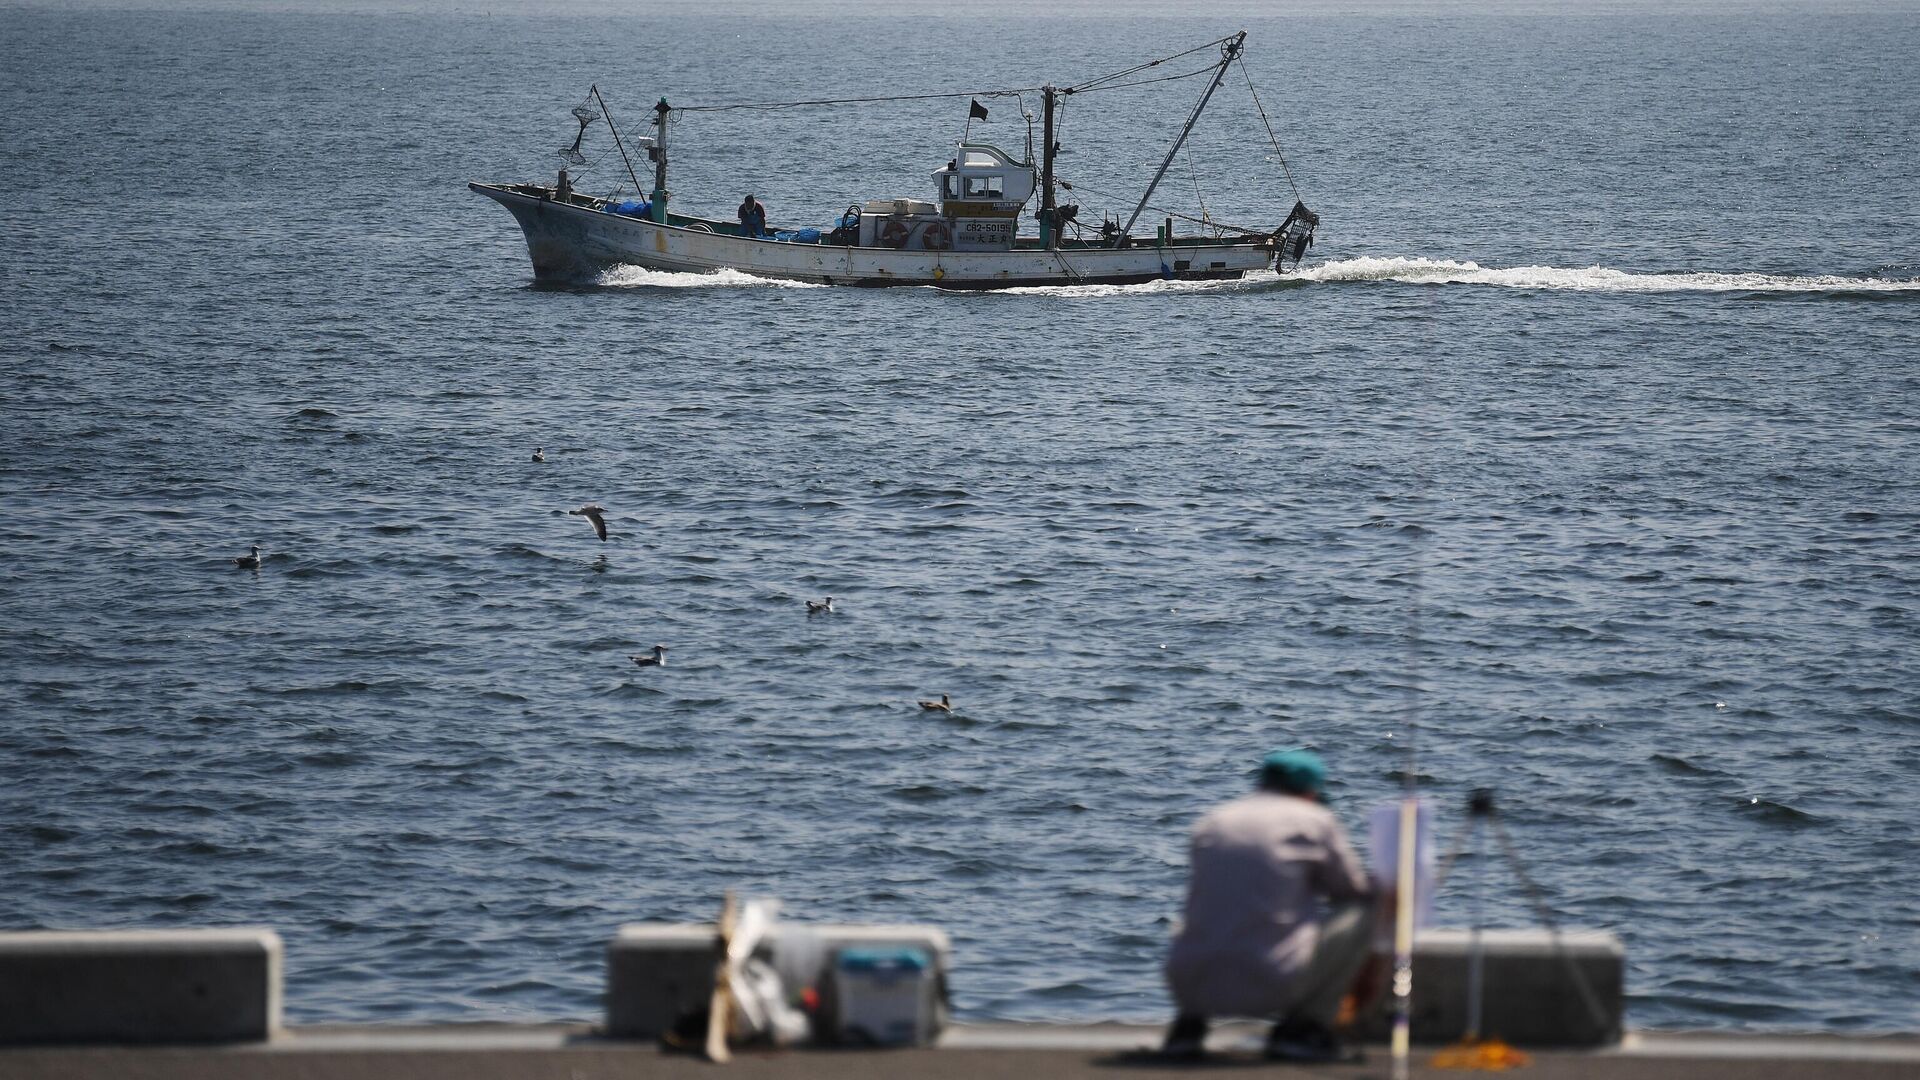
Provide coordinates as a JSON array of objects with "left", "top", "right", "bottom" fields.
[
  {"left": 630, "top": 644, "right": 668, "bottom": 667},
  {"left": 806, "top": 596, "right": 834, "bottom": 614},
  {"left": 917, "top": 694, "right": 951, "bottom": 713},
  {"left": 234, "top": 545, "right": 262, "bottom": 570},
  {"left": 570, "top": 503, "right": 608, "bottom": 541},
  {"left": 531, "top": 447, "right": 546, "bottom": 463}
]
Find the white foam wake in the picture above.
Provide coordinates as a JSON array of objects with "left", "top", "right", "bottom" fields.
[
  {"left": 996, "top": 276, "right": 1252, "bottom": 299},
  {"left": 593, "top": 257, "right": 1917, "bottom": 295},
  {"left": 596, "top": 266, "right": 826, "bottom": 289},
  {"left": 1298, "top": 256, "right": 1920, "bottom": 293}
]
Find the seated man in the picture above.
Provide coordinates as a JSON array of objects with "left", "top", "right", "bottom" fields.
[
  {"left": 1163, "top": 748, "right": 1376, "bottom": 1062},
  {"left": 737, "top": 193, "right": 767, "bottom": 238}
]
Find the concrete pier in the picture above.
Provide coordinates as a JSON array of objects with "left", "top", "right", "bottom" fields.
[
  {"left": 5, "top": 1024, "right": 1919, "bottom": 1080},
  {"left": 607, "top": 922, "right": 952, "bottom": 1039},
  {"left": 4, "top": 926, "right": 1909, "bottom": 1078},
  {"left": 1354, "top": 928, "right": 1625, "bottom": 1045},
  {"left": 0, "top": 929, "right": 282, "bottom": 1046}
]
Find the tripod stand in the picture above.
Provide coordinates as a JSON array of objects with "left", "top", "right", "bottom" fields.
[{"left": 1430, "top": 789, "right": 1611, "bottom": 1054}]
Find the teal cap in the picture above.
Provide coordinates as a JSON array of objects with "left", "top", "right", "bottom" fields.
[{"left": 1261, "top": 748, "right": 1328, "bottom": 798}]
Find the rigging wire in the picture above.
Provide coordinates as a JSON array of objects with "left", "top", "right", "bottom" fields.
[
  {"left": 1054, "top": 177, "right": 1268, "bottom": 236},
  {"left": 1067, "top": 60, "right": 1223, "bottom": 96},
  {"left": 590, "top": 84, "right": 646, "bottom": 197},
  {"left": 663, "top": 33, "right": 1243, "bottom": 114},
  {"left": 1182, "top": 140, "right": 1214, "bottom": 235},
  {"left": 1235, "top": 56, "right": 1302, "bottom": 203},
  {"left": 1065, "top": 32, "right": 1242, "bottom": 93},
  {"left": 673, "top": 87, "right": 1037, "bottom": 115}
]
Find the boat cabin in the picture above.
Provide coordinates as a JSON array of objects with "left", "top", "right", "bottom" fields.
[
  {"left": 851, "top": 144, "right": 1037, "bottom": 253},
  {"left": 933, "top": 144, "right": 1035, "bottom": 251}
]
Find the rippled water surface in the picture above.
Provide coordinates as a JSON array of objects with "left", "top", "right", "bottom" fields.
[{"left": 2, "top": 0, "right": 1918, "bottom": 1033}]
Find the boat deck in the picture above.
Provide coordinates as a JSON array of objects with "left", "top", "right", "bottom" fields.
[{"left": 481, "top": 184, "right": 1267, "bottom": 251}]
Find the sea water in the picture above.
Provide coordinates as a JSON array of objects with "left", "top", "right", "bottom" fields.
[{"left": 2, "top": 0, "right": 1916, "bottom": 1032}]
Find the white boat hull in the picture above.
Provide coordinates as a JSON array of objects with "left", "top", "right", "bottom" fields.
[{"left": 471, "top": 183, "right": 1278, "bottom": 289}]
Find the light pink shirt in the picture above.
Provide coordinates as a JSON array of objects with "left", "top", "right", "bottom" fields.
[{"left": 1166, "top": 791, "right": 1372, "bottom": 1016}]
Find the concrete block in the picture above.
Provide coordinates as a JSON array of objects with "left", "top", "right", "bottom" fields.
[
  {"left": 605, "top": 922, "right": 950, "bottom": 1041},
  {"left": 1356, "top": 928, "right": 1623, "bottom": 1046},
  {"left": 0, "top": 928, "right": 282, "bottom": 1045}
]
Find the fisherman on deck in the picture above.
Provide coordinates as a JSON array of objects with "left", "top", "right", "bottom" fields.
[
  {"left": 1162, "top": 748, "right": 1378, "bottom": 1063},
  {"left": 737, "top": 194, "right": 767, "bottom": 238}
]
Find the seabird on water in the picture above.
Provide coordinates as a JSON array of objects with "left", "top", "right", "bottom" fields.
[
  {"left": 917, "top": 694, "right": 951, "bottom": 713},
  {"left": 630, "top": 644, "right": 668, "bottom": 667},
  {"left": 806, "top": 596, "right": 834, "bottom": 614},
  {"left": 531, "top": 447, "right": 546, "bottom": 463},
  {"left": 234, "top": 545, "right": 262, "bottom": 569},
  {"left": 570, "top": 503, "right": 608, "bottom": 541}
]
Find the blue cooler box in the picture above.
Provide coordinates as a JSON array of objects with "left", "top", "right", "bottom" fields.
[{"left": 832, "top": 946, "right": 939, "bottom": 1046}]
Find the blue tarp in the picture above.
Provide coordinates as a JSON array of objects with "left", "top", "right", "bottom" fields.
[
  {"left": 607, "top": 199, "right": 651, "bottom": 217},
  {"left": 772, "top": 227, "right": 823, "bottom": 244}
]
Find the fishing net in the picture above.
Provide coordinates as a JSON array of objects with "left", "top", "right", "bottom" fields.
[{"left": 559, "top": 103, "right": 601, "bottom": 165}]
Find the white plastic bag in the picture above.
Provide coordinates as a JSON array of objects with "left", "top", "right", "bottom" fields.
[{"left": 724, "top": 898, "right": 811, "bottom": 1047}]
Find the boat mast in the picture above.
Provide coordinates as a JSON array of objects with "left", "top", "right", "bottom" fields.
[
  {"left": 589, "top": 85, "right": 646, "bottom": 197},
  {"left": 1114, "top": 31, "right": 1244, "bottom": 247},
  {"left": 1040, "top": 85, "right": 1059, "bottom": 250},
  {"left": 651, "top": 98, "right": 671, "bottom": 223}
]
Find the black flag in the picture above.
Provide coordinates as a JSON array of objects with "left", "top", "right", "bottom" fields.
[{"left": 969, "top": 98, "right": 989, "bottom": 121}]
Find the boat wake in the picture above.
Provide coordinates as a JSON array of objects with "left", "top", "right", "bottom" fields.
[
  {"left": 589, "top": 257, "right": 1917, "bottom": 297},
  {"left": 1297, "top": 256, "right": 1920, "bottom": 294},
  {"left": 596, "top": 266, "right": 827, "bottom": 289},
  {"left": 996, "top": 276, "right": 1272, "bottom": 299}
]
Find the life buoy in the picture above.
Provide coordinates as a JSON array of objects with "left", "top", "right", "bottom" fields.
[
  {"left": 922, "top": 221, "right": 952, "bottom": 251},
  {"left": 880, "top": 219, "right": 910, "bottom": 249}
]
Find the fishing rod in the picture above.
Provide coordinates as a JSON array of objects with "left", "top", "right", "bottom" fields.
[{"left": 1389, "top": 547, "right": 1425, "bottom": 1080}]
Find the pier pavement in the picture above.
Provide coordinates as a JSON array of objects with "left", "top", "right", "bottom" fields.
[{"left": 7, "top": 1024, "right": 1919, "bottom": 1080}]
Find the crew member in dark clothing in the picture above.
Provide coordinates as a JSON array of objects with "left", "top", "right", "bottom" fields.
[{"left": 737, "top": 194, "right": 767, "bottom": 238}]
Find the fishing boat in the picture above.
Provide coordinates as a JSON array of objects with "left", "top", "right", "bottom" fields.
[{"left": 470, "top": 32, "right": 1317, "bottom": 290}]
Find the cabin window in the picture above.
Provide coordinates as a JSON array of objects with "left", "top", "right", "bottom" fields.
[
  {"left": 964, "top": 151, "right": 997, "bottom": 167},
  {"left": 944, "top": 174, "right": 962, "bottom": 198},
  {"left": 964, "top": 174, "right": 1004, "bottom": 198}
]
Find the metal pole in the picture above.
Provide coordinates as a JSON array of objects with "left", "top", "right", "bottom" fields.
[
  {"left": 591, "top": 85, "right": 645, "bottom": 198},
  {"left": 1467, "top": 818, "right": 1486, "bottom": 1041},
  {"left": 1464, "top": 789, "right": 1497, "bottom": 1042},
  {"left": 651, "top": 98, "right": 670, "bottom": 223},
  {"left": 1040, "top": 86, "right": 1058, "bottom": 250},
  {"left": 1116, "top": 31, "right": 1243, "bottom": 246}
]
